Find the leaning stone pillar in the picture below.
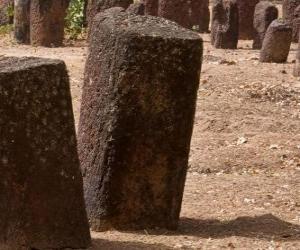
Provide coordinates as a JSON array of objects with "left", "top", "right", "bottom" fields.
[
  {"left": 260, "top": 19, "right": 292, "bottom": 63},
  {"left": 78, "top": 9, "right": 203, "bottom": 231},
  {"left": 0, "top": 57, "right": 91, "bottom": 249}
]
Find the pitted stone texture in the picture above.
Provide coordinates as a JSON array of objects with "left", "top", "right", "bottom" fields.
[
  {"left": 283, "top": 0, "right": 300, "bottom": 42},
  {"left": 14, "top": 0, "right": 30, "bottom": 44},
  {"left": 87, "top": 0, "right": 133, "bottom": 27},
  {"left": 127, "top": 2, "right": 145, "bottom": 15},
  {"left": 294, "top": 38, "right": 300, "bottom": 76},
  {"left": 0, "top": 0, "right": 13, "bottom": 25},
  {"left": 260, "top": 19, "right": 292, "bottom": 63},
  {"left": 190, "top": 0, "right": 210, "bottom": 32},
  {"left": 0, "top": 57, "right": 91, "bottom": 249},
  {"left": 236, "top": 0, "right": 259, "bottom": 39},
  {"left": 78, "top": 9, "right": 202, "bottom": 231},
  {"left": 293, "top": 5, "right": 300, "bottom": 42},
  {"left": 158, "top": 0, "right": 190, "bottom": 28},
  {"left": 253, "top": 1, "right": 278, "bottom": 49},
  {"left": 211, "top": 0, "right": 239, "bottom": 49},
  {"left": 141, "top": 0, "right": 158, "bottom": 16},
  {"left": 30, "top": 0, "right": 69, "bottom": 47}
]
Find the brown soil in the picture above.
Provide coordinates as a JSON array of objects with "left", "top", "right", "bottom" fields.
[{"left": 1, "top": 25, "right": 300, "bottom": 250}]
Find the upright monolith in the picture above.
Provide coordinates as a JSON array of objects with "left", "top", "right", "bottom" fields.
[
  {"left": 0, "top": 57, "right": 91, "bottom": 249},
  {"left": 190, "top": 0, "right": 210, "bottom": 32},
  {"left": 78, "top": 8, "right": 203, "bottom": 231},
  {"left": 236, "top": 0, "right": 259, "bottom": 39},
  {"left": 260, "top": 19, "right": 292, "bottom": 63},
  {"left": 211, "top": 0, "right": 239, "bottom": 49},
  {"left": 158, "top": 0, "right": 190, "bottom": 28},
  {"left": 282, "top": 0, "right": 300, "bottom": 42},
  {"left": 30, "top": 0, "right": 69, "bottom": 47},
  {"left": 14, "top": 0, "right": 30, "bottom": 44},
  {"left": 253, "top": 1, "right": 278, "bottom": 49},
  {"left": 294, "top": 36, "right": 300, "bottom": 76},
  {"left": 141, "top": 0, "right": 158, "bottom": 16}
]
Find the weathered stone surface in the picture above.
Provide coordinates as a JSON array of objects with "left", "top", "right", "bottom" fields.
[
  {"left": 0, "top": 0, "right": 13, "bottom": 25},
  {"left": 294, "top": 35, "right": 300, "bottom": 76},
  {"left": 0, "top": 57, "right": 91, "bottom": 249},
  {"left": 158, "top": 0, "right": 190, "bottom": 28},
  {"left": 211, "top": 0, "right": 239, "bottom": 49},
  {"left": 253, "top": 1, "right": 278, "bottom": 49},
  {"left": 78, "top": 8, "right": 202, "bottom": 231},
  {"left": 293, "top": 5, "right": 300, "bottom": 42},
  {"left": 127, "top": 2, "right": 145, "bottom": 15},
  {"left": 236, "top": 0, "right": 259, "bottom": 39},
  {"left": 190, "top": 0, "right": 210, "bottom": 32},
  {"left": 282, "top": 0, "right": 300, "bottom": 42},
  {"left": 87, "top": 0, "right": 133, "bottom": 27},
  {"left": 260, "top": 19, "right": 292, "bottom": 63},
  {"left": 141, "top": 0, "right": 158, "bottom": 16},
  {"left": 14, "top": 0, "right": 30, "bottom": 44},
  {"left": 30, "top": 0, "right": 69, "bottom": 47}
]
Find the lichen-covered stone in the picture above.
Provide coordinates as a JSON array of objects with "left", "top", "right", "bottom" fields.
[
  {"left": 190, "top": 0, "right": 210, "bottom": 32},
  {"left": 127, "top": 2, "right": 145, "bottom": 15},
  {"left": 78, "top": 8, "right": 203, "bottom": 231},
  {"left": 253, "top": 1, "right": 278, "bottom": 49},
  {"left": 158, "top": 0, "right": 190, "bottom": 28},
  {"left": 0, "top": 0, "right": 13, "bottom": 25},
  {"left": 260, "top": 19, "right": 292, "bottom": 63},
  {"left": 0, "top": 57, "right": 91, "bottom": 249},
  {"left": 87, "top": 0, "right": 133, "bottom": 27},
  {"left": 236, "top": 0, "right": 259, "bottom": 39},
  {"left": 282, "top": 0, "right": 300, "bottom": 42},
  {"left": 211, "top": 0, "right": 239, "bottom": 49},
  {"left": 30, "top": 0, "right": 69, "bottom": 47},
  {"left": 14, "top": 0, "right": 30, "bottom": 44},
  {"left": 141, "top": 0, "right": 158, "bottom": 16}
]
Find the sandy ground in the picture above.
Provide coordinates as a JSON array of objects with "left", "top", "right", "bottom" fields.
[{"left": 1, "top": 27, "right": 300, "bottom": 250}]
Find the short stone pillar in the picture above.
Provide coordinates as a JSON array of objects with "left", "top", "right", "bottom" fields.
[
  {"left": 282, "top": 0, "right": 300, "bottom": 42},
  {"left": 260, "top": 19, "right": 292, "bottom": 63},
  {"left": 30, "top": 0, "right": 69, "bottom": 47},
  {"left": 190, "top": 0, "right": 210, "bottom": 32},
  {"left": 0, "top": 57, "right": 91, "bottom": 249},
  {"left": 87, "top": 0, "right": 133, "bottom": 27},
  {"left": 236, "top": 0, "right": 259, "bottom": 39},
  {"left": 211, "top": 0, "right": 239, "bottom": 49},
  {"left": 78, "top": 8, "right": 202, "bottom": 231},
  {"left": 141, "top": 0, "right": 158, "bottom": 16},
  {"left": 14, "top": 0, "right": 30, "bottom": 44},
  {"left": 158, "top": 0, "right": 190, "bottom": 28},
  {"left": 127, "top": 2, "right": 145, "bottom": 15},
  {"left": 294, "top": 37, "right": 300, "bottom": 76},
  {"left": 253, "top": 1, "right": 278, "bottom": 49}
]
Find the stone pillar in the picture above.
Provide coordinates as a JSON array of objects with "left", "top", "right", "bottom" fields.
[
  {"left": 14, "top": 0, "right": 30, "bottom": 44},
  {"left": 0, "top": 57, "right": 91, "bottom": 249},
  {"left": 190, "top": 0, "right": 210, "bottom": 32},
  {"left": 236, "top": 0, "right": 259, "bottom": 39},
  {"left": 30, "top": 0, "right": 69, "bottom": 47},
  {"left": 86, "top": 0, "right": 133, "bottom": 27},
  {"left": 158, "top": 0, "right": 190, "bottom": 28},
  {"left": 282, "top": 0, "right": 300, "bottom": 42},
  {"left": 260, "top": 19, "right": 292, "bottom": 63},
  {"left": 141, "top": 0, "right": 158, "bottom": 16},
  {"left": 253, "top": 1, "right": 278, "bottom": 49},
  {"left": 78, "top": 8, "right": 202, "bottom": 231},
  {"left": 211, "top": 0, "right": 239, "bottom": 49}
]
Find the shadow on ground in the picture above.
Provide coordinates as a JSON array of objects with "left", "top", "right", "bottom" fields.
[{"left": 178, "top": 214, "right": 300, "bottom": 241}]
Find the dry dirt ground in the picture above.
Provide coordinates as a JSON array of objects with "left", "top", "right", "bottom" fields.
[{"left": 1, "top": 24, "right": 300, "bottom": 250}]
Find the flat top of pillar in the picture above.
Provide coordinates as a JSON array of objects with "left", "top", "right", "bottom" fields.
[
  {"left": 0, "top": 56, "right": 64, "bottom": 74},
  {"left": 94, "top": 8, "right": 201, "bottom": 41}
]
